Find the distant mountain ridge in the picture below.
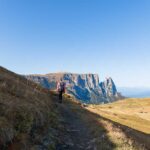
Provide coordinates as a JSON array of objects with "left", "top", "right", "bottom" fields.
[{"left": 26, "top": 73, "right": 123, "bottom": 103}]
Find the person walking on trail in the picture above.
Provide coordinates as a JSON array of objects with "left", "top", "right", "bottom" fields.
[{"left": 57, "top": 79, "right": 66, "bottom": 103}]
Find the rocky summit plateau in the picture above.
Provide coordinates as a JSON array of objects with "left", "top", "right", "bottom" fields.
[{"left": 26, "top": 73, "right": 123, "bottom": 103}]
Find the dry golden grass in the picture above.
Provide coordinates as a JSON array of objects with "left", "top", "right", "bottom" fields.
[
  {"left": 0, "top": 66, "right": 59, "bottom": 149},
  {"left": 63, "top": 98, "right": 147, "bottom": 150},
  {"left": 87, "top": 98, "right": 150, "bottom": 134}
]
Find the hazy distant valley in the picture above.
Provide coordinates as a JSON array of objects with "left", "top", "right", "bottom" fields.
[{"left": 118, "top": 87, "right": 150, "bottom": 98}]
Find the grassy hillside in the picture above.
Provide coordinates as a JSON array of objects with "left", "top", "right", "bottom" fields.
[
  {"left": 87, "top": 98, "right": 150, "bottom": 134},
  {"left": 60, "top": 97, "right": 149, "bottom": 150},
  {"left": 0, "top": 66, "right": 61, "bottom": 149},
  {"left": 0, "top": 66, "right": 149, "bottom": 150}
]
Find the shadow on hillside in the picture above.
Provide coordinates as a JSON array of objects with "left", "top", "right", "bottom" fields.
[
  {"left": 69, "top": 100, "right": 150, "bottom": 150},
  {"left": 86, "top": 111, "right": 150, "bottom": 150},
  {"left": 51, "top": 92, "right": 149, "bottom": 150},
  {"left": 51, "top": 93, "right": 116, "bottom": 150},
  {"left": 92, "top": 112, "right": 150, "bottom": 149}
]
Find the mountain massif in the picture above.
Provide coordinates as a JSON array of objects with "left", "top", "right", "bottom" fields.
[{"left": 26, "top": 73, "right": 122, "bottom": 103}]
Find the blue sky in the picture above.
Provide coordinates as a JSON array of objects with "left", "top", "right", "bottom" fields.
[{"left": 0, "top": 0, "right": 150, "bottom": 87}]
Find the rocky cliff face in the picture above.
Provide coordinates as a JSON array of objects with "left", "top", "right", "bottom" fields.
[{"left": 26, "top": 73, "right": 122, "bottom": 103}]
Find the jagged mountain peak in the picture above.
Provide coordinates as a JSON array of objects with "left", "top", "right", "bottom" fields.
[{"left": 26, "top": 73, "right": 122, "bottom": 103}]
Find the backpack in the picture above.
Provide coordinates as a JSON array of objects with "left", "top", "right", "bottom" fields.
[{"left": 59, "top": 82, "right": 65, "bottom": 92}]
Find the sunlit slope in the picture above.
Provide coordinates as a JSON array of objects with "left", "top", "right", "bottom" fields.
[{"left": 87, "top": 98, "right": 150, "bottom": 134}]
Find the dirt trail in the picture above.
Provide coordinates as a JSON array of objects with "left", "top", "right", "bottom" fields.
[{"left": 57, "top": 103, "right": 95, "bottom": 150}]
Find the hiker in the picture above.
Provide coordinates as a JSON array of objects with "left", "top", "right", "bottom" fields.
[{"left": 57, "top": 79, "right": 66, "bottom": 103}]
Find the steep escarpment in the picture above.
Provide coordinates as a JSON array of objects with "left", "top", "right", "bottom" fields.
[{"left": 26, "top": 73, "right": 122, "bottom": 103}]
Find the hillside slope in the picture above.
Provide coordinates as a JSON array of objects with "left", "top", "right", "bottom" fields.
[
  {"left": 0, "top": 67, "right": 62, "bottom": 149},
  {"left": 87, "top": 98, "right": 150, "bottom": 149},
  {"left": 0, "top": 66, "right": 149, "bottom": 150},
  {"left": 87, "top": 98, "right": 150, "bottom": 134},
  {"left": 56, "top": 96, "right": 149, "bottom": 150}
]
